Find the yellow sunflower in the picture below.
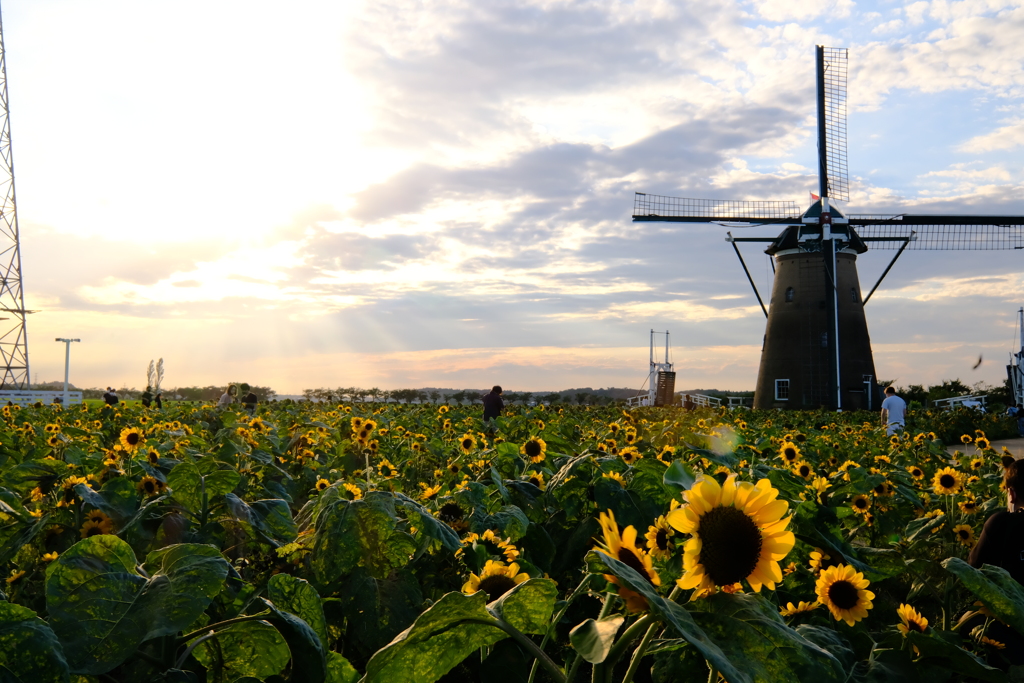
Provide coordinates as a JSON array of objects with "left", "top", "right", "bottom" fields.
[
  {"left": 896, "top": 603, "right": 928, "bottom": 636},
  {"left": 792, "top": 461, "right": 814, "bottom": 480},
  {"left": 377, "top": 458, "right": 398, "bottom": 479},
  {"left": 959, "top": 497, "right": 979, "bottom": 514},
  {"left": 961, "top": 434, "right": 973, "bottom": 444},
  {"left": 815, "top": 564, "right": 874, "bottom": 626},
  {"left": 667, "top": 474, "right": 795, "bottom": 593},
  {"left": 526, "top": 471, "right": 546, "bottom": 490},
  {"left": 136, "top": 476, "right": 166, "bottom": 497},
  {"left": 907, "top": 465, "right": 925, "bottom": 480},
  {"left": 780, "top": 601, "right": 821, "bottom": 617},
  {"left": 520, "top": 437, "right": 547, "bottom": 463},
  {"left": 850, "top": 494, "right": 871, "bottom": 514},
  {"left": 459, "top": 433, "right": 477, "bottom": 454},
  {"left": 315, "top": 478, "right": 330, "bottom": 491},
  {"left": 595, "top": 510, "right": 661, "bottom": 613},
  {"left": 419, "top": 483, "right": 442, "bottom": 501},
  {"left": 932, "top": 467, "right": 964, "bottom": 495},
  {"left": 976, "top": 437, "right": 990, "bottom": 450},
  {"left": 462, "top": 560, "right": 529, "bottom": 601},
  {"left": 619, "top": 447, "right": 641, "bottom": 465},
  {"left": 953, "top": 524, "right": 975, "bottom": 547},
  {"left": 644, "top": 515, "right": 675, "bottom": 560},
  {"left": 603, "top": 471, "right": 626, "bottom": 486},
  {"left": 119, "top": 427, "right": 145, "bottom": 452},
  {"left": 779, "top": 441, "right": 800, "bottom": 464}
]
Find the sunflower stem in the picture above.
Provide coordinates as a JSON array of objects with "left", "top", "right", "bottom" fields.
[
  {"left": 528, "top": 574, "right": 594, "bottom": 683},
  {"left": 467, "top": 617, "right": 566, "bottom": 683},
  {"left": 620, "top": 619, "right": 660, "bottom": 683},
  {"left": 178, "top": 610, "right": 271, "bottom": 644},
  {"left": 602, "top": 614, "right": 657, "bottom": 680}
]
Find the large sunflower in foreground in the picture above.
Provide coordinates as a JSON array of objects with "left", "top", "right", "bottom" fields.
[
  {"left": 666, "top": 474, "right": 795, "bottom": 593},
  {"left": 815, "top": 564, "right": 874, "bottom": 626},
  {"left": 595, "top": 510, "right": 661, "bottom": 612}
]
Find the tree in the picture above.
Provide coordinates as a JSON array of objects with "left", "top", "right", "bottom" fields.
[
  {"left": 451, "top": 391, "right": 467, "bottom": 405},
  {"left": 368, "top": 388, "right": 381, "bottom": 403},
  {"left": 575, "top": 392, "right": 589, "bottom": 405},
  {"left": 429, "top": 390, "right": 441, "bottom": 404},
  {"left": 926, "top": 379, "right": 972, "bottom": 405},
  {"left": 521, "top": 392, "right": 533, "bottom": 406}
]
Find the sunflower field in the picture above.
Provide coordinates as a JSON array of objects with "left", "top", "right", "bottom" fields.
[{"left": 0, "top": 398, "right": 1023, "bottom": 682}]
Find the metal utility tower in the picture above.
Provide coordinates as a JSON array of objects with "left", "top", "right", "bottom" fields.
[{"left": 0, "top": 2, "right": 29, "bottom": 389}]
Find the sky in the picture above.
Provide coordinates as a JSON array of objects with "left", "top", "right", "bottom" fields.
[{"left": 6, "top": 0, "right": 1024, "bottom": 394}]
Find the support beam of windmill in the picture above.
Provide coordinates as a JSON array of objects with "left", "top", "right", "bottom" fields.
[{"left": 632, "top": 46, "right": 1024, "bottom": 412}]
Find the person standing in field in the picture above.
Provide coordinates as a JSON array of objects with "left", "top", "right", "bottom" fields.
[
  {"left": 217, "top": 385, "right": 237, "bottom": 408},
  {"left": 482, "top": 385, "right": 504, "bottom": 431},
  {"left": 103, "top": 387, "right": 119, "bottom": 406},
  {"left": 880, "top": 386, "right": 906, "bottom": 436}
]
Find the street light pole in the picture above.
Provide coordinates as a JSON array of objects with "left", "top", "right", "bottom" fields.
[{"left": 55, "top": 338, "right": 80, "bottom": 406}]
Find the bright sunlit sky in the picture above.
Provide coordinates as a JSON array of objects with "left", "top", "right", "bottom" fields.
[{"left": 9, "top": 0, "right": 1024, "bottom": 393}]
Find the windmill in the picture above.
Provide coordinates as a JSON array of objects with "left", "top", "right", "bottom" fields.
[{"left": 632, "top": 46, "right": 1024, "bottom": 411}]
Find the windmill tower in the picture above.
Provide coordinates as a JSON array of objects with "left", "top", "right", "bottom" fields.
[
  {"left": 0, "top": 2, "right": 29, "bottom": 389},
  {"left": 633, "top": 47, "right": 1024, "bottom": 411}
]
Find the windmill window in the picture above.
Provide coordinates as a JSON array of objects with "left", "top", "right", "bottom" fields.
[
  {"left": 820, "top": 332, "right": 828, "bottom": 348},
  {"left": 785, "top": 287, "right": 794, "bottom": 302},
  {"left": 851, "top": 287, "right": 859, "bottom": 302},
  {"left": 775, "top": 379, "right": 790, "bottom": 401}
]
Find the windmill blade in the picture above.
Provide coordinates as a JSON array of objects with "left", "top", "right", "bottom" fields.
[
  {"left": 633, "top": 193, "right": 801, "bottom": 223},
  {"left": 850, "top": 216, "right": 1024, "bottom": 250},
  {"left": 819, "top": 46, "right": 849, "bottom": 202}
]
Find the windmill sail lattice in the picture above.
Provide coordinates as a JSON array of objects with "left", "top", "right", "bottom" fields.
[
  {"left": 820, "top": 47, "right": 849, "bottom": 202},
  {"left": 632, "top": 46, "right": 1024, "bottom": 411},
  {"left": 0, "top": 5, "right": 30, "bottom": 389}
]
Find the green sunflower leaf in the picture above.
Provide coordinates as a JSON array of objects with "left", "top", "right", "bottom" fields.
[
  {"left": 267, "top": 573, "right": 330, "bottom": 649},
  {"left": 361, "top": 591, "right": 507, "bottom": 683},
  {"left": 312, "top": 493, "right": 417, "bottom": 584},
  {"left": 45, "top": 536, "right": 228, "bottom": 674},
  {"left": 190, "top": 619, "right": 290, "bottom": 681},
  {"left": 586, "top": 551, "right": 747, "bottom": 683},
  {"left": 569, "top": 615, "right": 624, "bottom": 664},
  {"left": 692, "top": 593, "right": 845, "bottom": 683},
  {"left": 489, "top": 578, "right": 558, "bottom": 635},
  {"left": 905, "top": 630, "right": 1002, "bottom": 682},
  {"left": 0, "top": 601, "right": 70, "bottom": 683},
  {"left": 941, "top": 557, "right": 1024, "bottom": 633}
]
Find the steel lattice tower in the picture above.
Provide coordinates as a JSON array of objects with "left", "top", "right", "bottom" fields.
[{"left": 0, "top": 3, "right": 30, "bottom": 389}]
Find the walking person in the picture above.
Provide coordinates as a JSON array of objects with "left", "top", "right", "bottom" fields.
[
  {"left": 103, "top": 387, "right": 119, "bottom": 406},
  {"left": 482, "top": 385, "right": 504, "bottom": 432},
  {"left": 154, "top": 393, "right": 163, "bottom": 409},
  {"left": 880, "top": 386, "right": 906, "bottom": 436}
]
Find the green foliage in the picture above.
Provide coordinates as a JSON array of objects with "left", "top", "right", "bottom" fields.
[
  {"left": 45, "top": 537, "right": 228, "bottom": 674},
  {"left": 0, "top": 601, "right": 70, "bottom": 683}
]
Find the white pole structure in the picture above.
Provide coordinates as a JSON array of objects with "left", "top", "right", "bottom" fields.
[{"left": 55, "top": 337, "right": 80, "bottom": 406}]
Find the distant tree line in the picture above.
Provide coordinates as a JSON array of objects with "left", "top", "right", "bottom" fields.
[
  {"left": 894, "top": 378, "right": 1013, "bottom": 410},
  {"left": 298, "top": 387, "right": 624, "bottom": 406},
  {"left": 32, "top": 382, "right": 276, "bottom": 402}
]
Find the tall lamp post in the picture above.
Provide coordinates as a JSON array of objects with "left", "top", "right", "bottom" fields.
[{"left": 55, "top": 338, "right": 80, "bottom": 406}]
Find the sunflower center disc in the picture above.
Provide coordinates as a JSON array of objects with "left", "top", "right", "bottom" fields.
[
  {"left": 655, "top": 529, "right": 669, "bottom": 550},
  {"left": 696, "top": 506, "right": 762, "bottom": 586},
  {"left": 618, "top": 547, "right": 654, "bottom": 585},
  {"left": 940, "top": 474, "right": 955, "bottom": 488},
  {"left": 478, "top": 575, "right": 517, "bottom": 601},
  {"left": 524, "top": 441, "right": 542, "bottom": 458},
  {"left": 828, "top": 579, "right": 860, "bottom": 610}
]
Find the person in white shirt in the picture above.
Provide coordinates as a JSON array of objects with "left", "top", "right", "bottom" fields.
[
  {"left": 880, "top": 386, "right": 907, "bottom": 436},
  {"left": 217, "top": 385, "right": 237, "bottom": 409}
]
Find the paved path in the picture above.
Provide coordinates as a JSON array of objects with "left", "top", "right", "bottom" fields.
[{"left": 947, "top": 437, "right": 1024, "bottom": 458}]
